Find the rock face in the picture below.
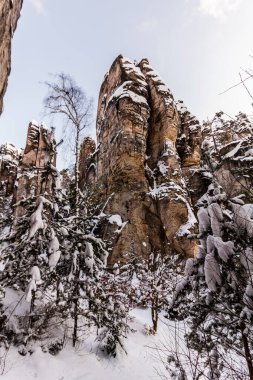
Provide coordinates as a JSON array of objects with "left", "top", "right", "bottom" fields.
[
  {"left": 0, "top": 121, "right": 57, "bottom": 218},
  {"left": 81, "top": 55, "right": 203, "bottom": 264},
  {"left": 79, "top": 137, "right": 96, "bottom": 189},
  {"left": 0, "top": 0, "right": 23, "bottom": 114},
  {"left": 14, "top": 121, "right": 57, "bottom": 217},
  {"left": 21, "top": 121, "right": 56, "bottom": 168}
]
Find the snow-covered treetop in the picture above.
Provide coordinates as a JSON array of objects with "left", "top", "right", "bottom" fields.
[{"left": 202, "top": 112, "right": 253, "bottom": 159}]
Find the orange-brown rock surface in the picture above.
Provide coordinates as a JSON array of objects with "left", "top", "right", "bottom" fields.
[
  {"left": 79, "top": 137, "right": 96, "bottom": 189},
  {"left": 0, "top": 0, "right": 23, "bottom": 114},
  {"left": 0, "top": 121, "right": 57, "bottom": 223},
  {"left": 81, "top": 55, "right": 203, "bottom": 264},
  {"left": 13, "top": 121, "right": 57, "bottom": 217}
]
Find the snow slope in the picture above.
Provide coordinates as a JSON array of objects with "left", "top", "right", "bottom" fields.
[{"left": 1, "top": 308, "right": 175, "bottom": 380}]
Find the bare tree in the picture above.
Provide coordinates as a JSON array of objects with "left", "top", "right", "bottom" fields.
[{"left": 44, "top": 73, "right": 93, "bottom": 213}]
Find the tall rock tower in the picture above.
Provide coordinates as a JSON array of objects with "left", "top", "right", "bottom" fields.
[{"left": 82, "top": 55, "right": 204, "bottom": 264}]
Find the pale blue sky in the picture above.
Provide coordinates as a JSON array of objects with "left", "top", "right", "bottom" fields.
[{"left": 1, "top": 0, "right": 253, "bottom": 167}]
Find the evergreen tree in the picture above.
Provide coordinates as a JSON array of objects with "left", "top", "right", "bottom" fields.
[{"left": 168, "top": 181, "right": 253, "bottom": 379}]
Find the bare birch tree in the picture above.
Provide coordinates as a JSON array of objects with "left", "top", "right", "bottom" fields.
[{"left": 44, "top": 73, "right": 93, "bottom": 213}]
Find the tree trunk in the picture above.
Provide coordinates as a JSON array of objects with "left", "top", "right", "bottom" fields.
[
  {"left": 151, "top": 297, "right": 158, "bottom": 333},
  {"left": 28, "top": 290, "right": 35, "bottom": 331},
  {"left": 56, "top": 276, "right": 60, "bottom": 305},
  {"left": 75, "top": 127, "right": 80, "bottom": 216},
  {"left": 73, "top": 296, "right": 78, "bottom": 347},
  {"left": 72, "top": 278, "right": 80, "bottom": 348},
  {"left": 241, "top": 323, "right": 253, "bottom": 380}
]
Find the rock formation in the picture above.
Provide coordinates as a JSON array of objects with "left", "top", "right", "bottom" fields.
[
  {"left": 0, "top": 0, "right": 23, "bottom": 114},
  {"left": 81, "top": 55, "right": 204, "bottom": 264},
  {"left": 79, "top": 137, "right": 96, "bottom": 189},
  {"left": 2, "top": 49, "right": 251, "bottom": 268},
  {"left": 0, "top": 121, "right": 57, "bottom": 218},
  {"left": 79, "top": 58, "right": 251, "bottom": 266},
  {"left": 14, "top": 121, "right": 57, "bottom": 217}
]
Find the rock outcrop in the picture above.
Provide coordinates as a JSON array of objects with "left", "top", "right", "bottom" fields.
[
  {"left": 0, "top": 121, "right": 57, "bottom": 218},
  {"left": 79, "top": 137, "right": 96, "bottom": 189},
  {"left": 1, "top": 53, "right": 252, "bottom": 269},
  {"left": 14, "top": 121, "right": 57, "bottom": 217},
  {"left": 81, "top": 55, "right": 203, "bottom": 264},
  {"left": 0, "top": 0, "right": 23, "bottom": 114}
]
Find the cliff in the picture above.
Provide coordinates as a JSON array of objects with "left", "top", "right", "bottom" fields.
[
  {"left": 81, "top": 57, "right": 253, "bottom": 266},
  {"left": 81, "top": 55, "right": 206, "bottom": 264},
  {"left": 0, "top": 0, "right": 23, "bottom": 114},
  {"left": 2, "top": 53, "right": 252, "bottom": 269}
]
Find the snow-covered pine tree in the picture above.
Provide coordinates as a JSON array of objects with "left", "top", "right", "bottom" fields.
[
  {"left": 88, "top": 265, "right": 131, "bottom": 357},
  {"left": 0, "top": 162, "right": 114, "bottom": 351},
  {"left": 120, "top": 253, "right": 147, "bottom": 308},
  {"left": 120, "top": 251, "right": 176, "bottom": 334},
  {"left": 0, "top": 192, "right": 60, "bottom": 345},
  {"left": 142, "top": 252, "right": 174, "bottom": 334},
  {"left": 168, "top": 180, "right": 253, "bottom": 379}
]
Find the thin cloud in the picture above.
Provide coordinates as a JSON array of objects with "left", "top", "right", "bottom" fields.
[
  {"left": 28, "top": 0, "right": 46, "bottom": 15},
  {"left": 199, "top": 0, "right": 242, "bottom": 19}
]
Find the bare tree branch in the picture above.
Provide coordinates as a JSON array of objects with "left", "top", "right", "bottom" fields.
[
  {"left": 44, "top": 73, "right": 94, "bottom": 214},
  {"left": 219, "top": 73, "right": 253, "bottom": 95},
  {"left": 239, "top": 72, "right": 253, "bottom": 100}
]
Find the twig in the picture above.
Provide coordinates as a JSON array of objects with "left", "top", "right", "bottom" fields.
[
  {"left": 219, "top": 73, "right": 253, "bottom": 95},
  {"left": 239, "top": 72, "right": 253, "bottom": 100}
]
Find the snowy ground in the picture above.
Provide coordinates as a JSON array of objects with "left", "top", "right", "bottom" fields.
[
  {"left": 0, "top": 303, "right": 178, "bottom": 380},
  {"left": 0, "top": 291, "right": 245, "bottom": 379}
]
